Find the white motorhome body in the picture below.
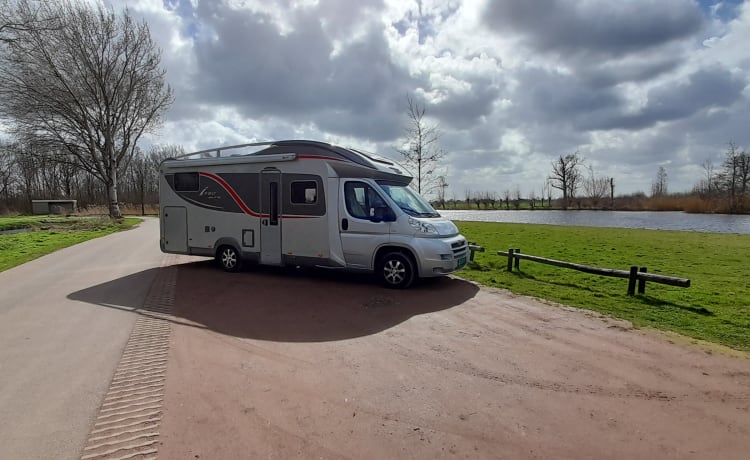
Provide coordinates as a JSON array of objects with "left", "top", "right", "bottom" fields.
[{"left": 159, "top": 140, "right": 468, "bottom": 288}]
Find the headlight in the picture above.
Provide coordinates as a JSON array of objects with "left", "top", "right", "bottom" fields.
[{"left": 408, "top": 217, "right": 438, "bottom": 234}]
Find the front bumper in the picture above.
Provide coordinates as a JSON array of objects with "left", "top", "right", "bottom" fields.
[{"left": 411, "top": 234, "right": 469, "bottom": 278}]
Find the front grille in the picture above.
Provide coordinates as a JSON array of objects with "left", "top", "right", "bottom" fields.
[{"left": 451, "top": 238, "right": 468, "bottom": 259}]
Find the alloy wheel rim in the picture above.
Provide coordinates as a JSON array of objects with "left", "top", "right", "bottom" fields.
[
  {"left": 223, "top": 250, "right": 236, "bottom": 268},
  {"left": 384, "top": 259, "right": 405, "bottom": 284}
]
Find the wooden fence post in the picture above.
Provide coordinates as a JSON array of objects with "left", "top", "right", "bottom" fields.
[
  {"left": 507, "top": 248, "right": 514, "bottom": 272},
  {"left": 627, "top": 266, "right": 638, "bottom": 296},
  {"left": 514, "top": 248, "right": 521, "bottom": 270},
  {"left": 638, "top": 267, "right": 647, "bottom": 294}
]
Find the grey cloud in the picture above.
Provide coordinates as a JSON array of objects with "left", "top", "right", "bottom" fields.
[
  {"left": 192, "top": 4, "right": 333, "bottom": 113},
  {"left": 586, "top": 66, "right": 747, "bottom": 131},
  {"left": 580, "top": 55, "right": 683, "bottom": 89},
  {"left": 317, "top": 0, "right": 384, "bottom": 38},
  {"left": 482, "top": 0, "right": 704, "bottom": 58},
  {"left": 185, "top": 1, "right": 413, "bottom": 141},
  {"left": 513, "top": 67, "right": 624, "bottom": 125},
  {"left": 430, "top": 79, "right": 503, "bottom": 129}
]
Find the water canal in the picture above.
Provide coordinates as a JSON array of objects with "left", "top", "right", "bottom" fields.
[{"left": 440, "top": 210, "right": 750, "bottom": 234}]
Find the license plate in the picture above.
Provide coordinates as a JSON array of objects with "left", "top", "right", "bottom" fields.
[{"left": 457, "top": 257, "right": 466, "bottom": 268}]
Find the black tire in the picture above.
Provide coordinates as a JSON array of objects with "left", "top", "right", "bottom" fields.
[
  {"left": 217, "top": 245, "right": 241, "bottom": 272},
  {"left": 378, "top": 251, "right": 415, "bottom": 289}
]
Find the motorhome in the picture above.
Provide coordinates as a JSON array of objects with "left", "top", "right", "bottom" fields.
[{"left": 159, "top": 140, "right": 468, "bottom": 288}]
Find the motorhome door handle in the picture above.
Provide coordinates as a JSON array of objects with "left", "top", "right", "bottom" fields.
[
  {"left": 262, "top": 219, "right": 268, "bottom": 226},
  {"left": 341, "top": 218, "right": 349, "bottom": 231}
]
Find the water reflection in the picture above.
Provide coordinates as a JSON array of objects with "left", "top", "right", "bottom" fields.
[{"left": 440, "top": 210, "right": 750, "bottom": 234}]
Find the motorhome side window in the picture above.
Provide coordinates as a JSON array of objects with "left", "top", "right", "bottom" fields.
[
  {"left": 290, "top": 181, "right": 317, "bottom": 204},
  {"left": 174, "top": 172, "right": 199, "bottom": 192},
  {"left": 344, "top": 181, "right": 386, "bottom": 220}
]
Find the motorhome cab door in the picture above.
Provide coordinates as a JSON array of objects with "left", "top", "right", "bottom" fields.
[
  {"left": 339, "top": 180, "right": 391, "bottom": 269},
  {"left": 260, "top": 169, "right": 282, "bottom": 265}
]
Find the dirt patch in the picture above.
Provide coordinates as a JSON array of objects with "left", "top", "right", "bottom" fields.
[{"left": 158, "top": 261, "right": 750, "bottom": 459}]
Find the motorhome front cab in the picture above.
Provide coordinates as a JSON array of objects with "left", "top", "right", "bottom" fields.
[{"left": 159, "top": 140, "right": 469, "bottom": 288}]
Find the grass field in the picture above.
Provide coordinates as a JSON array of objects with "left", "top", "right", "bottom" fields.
[
  {"left": 0, "top": 216, "right": 141, "bottom": 272},
  {"left": 456, "top": 222, "right": 750, "bottom": 351}
]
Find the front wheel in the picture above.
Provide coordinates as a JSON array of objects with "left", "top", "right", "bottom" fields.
[
  {"left": 217, "top": 245, "right": 241, "bottom": 272},
  {"left": 378, "top": 251, "right": 415, "bottom": 289}
]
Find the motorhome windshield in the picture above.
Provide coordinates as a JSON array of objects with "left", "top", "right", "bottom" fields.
[{"left": 377, "top": 181, "right": 440, "bottom": 218}]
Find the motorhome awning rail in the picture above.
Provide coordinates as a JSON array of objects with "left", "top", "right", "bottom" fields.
[
  {"left": 164, "top": 153, "right": 297, "bottom": 168},
  {"left": 175, "top": 141, "right": 278, "bottom": 159}
]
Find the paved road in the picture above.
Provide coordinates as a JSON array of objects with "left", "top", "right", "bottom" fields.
[{"left": 0, "top": 218, "right": 164, "bottom": 460}]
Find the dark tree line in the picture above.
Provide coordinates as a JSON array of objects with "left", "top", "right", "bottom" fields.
[
  {"left": 0, "top": 142, "right": 182, "bottom": 214},
  {"left": 693, "top": 142, "right": 750, "bottom": 213}
]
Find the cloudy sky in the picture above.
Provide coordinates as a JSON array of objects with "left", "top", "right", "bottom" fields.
[{"left": 111, "top": 0, "right": 749, "bottom": 199}]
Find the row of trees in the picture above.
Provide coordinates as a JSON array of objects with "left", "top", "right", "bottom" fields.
[
  {"left": 0, "top": 142, "right": 181, "bottom": 214},
  {"left": 0, "top": 0, "right": 173, "bottom": 217},
  {"left": 544, "top": 144, "right": 749, "bottom": 213},
  {"left": 692, "top": 142, "right": 750, "bottom": 213}
]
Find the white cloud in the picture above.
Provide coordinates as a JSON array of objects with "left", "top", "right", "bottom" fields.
[{"left": 101, "top": 0, "right": 750, "bottom": 199}]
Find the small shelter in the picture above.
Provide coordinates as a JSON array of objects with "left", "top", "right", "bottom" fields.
[{"left": 31, "top": 199, "right": 78, "bottom": 215}]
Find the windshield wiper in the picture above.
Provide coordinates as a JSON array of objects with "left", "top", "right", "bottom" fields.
[
  {"left": 400, "top": 206, "right": 420, "bottom": 216},
  {"left": 401, "top": 206, "right": 439, "bottom": 218}
]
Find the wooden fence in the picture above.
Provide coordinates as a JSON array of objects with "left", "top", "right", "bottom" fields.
[{"left": 498, "top": 248, "right": 690, "bottom": 296}]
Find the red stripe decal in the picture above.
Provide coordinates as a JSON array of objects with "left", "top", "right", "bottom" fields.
[
  {"left": 198, "top": 172, "right": 323, "bottom": 220},
  {"left": 199, "top": 172, "right": 260, "bottom": 217}
]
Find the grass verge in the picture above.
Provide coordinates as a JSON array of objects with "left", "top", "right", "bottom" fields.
[
  {"left": 0, "top": 216, "right": 141, "bottom": 272},
  {"left": 456, "top": 222, "right": 750, "bottom": 352}
]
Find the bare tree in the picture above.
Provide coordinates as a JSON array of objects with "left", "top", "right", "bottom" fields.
[
  {"left": 395, "top": 94, "right": 445, "bottom": 196},
  {"left": 0, "top": 0, "right": 173, "bottom": 218},
  {"left": 701, "top": 160, "right": 715, "bottom": 197},
  {"left": 651, "top": 166, "right": 668, "bottom": 197},
  {"left": 542, "top": 179, "right": 553, "bottom": 207},
  {"left": 0, "top": 142, "right": 16, "bottom": 205},
  {"left": 717, "top": 142, "right": 750, "bottom": 212},
  {"left": 487, "top": 190, "right": 497, "bottom": 209},
  {"left": 549, "top": 152, "right": 582, "bottom": 209},
  {"left": 582, "top": 165, "right": 609, "bottom": 208},
  {"left": 436, "top": 175, "right": 448, "bottom": 209},
  {"left": 513, "top": 186, "right": 521, "bottom": 210},
  {"left": 0, "top": 0, "right": 57, "bottom": 44}
]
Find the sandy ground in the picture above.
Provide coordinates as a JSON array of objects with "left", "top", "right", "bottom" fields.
[{"left": 158, "top": 261, "right": 750, "bottom": 459}]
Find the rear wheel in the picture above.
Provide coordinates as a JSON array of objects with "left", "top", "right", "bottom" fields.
[
  {"left": 217, "top": 245, "right": 241, "bottom": 272},
  {"left": 378, "top": 251, "right": 415, "bottom": 289}
]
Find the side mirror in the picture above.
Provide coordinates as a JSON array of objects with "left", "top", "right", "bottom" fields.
[{"left": 371, "top": 206, "right": 396, "bottom": 223}]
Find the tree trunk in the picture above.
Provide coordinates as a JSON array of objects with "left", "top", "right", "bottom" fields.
[{"left": 107, "top": 164, "right": 122, "bottom": 218}]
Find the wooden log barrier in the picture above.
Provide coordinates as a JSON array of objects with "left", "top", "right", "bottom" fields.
[
  {"left": 638, "top": 267, "right": 647, "bottom": 294},
  {"left": 627, "top": 266, "right": 638, "bottom": 296},
  {"left": 467, "top": 243, "right": 485, "bottom": 262},
  {"left": 497, "top": 249, "right": 690, "bottom": 295},
  {"left": 507, "top": 248, "right": 514, "bottom": 272}
]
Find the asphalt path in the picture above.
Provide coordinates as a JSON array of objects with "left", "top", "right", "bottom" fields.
[{"left": 0, "top": 218, "right": 164, "bottom": 460}]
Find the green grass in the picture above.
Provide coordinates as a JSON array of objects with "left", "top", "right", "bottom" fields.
[
  {"left": 456, "top": 222, "right": 750, "bottom": 351},
  {"left": 0, "top": 216, "right": 141, "bottom": 272}
]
